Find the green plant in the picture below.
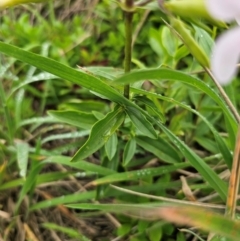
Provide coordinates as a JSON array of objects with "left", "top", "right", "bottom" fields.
[{"left": 0, "top": 0, "right": 240, "bottom": 241}]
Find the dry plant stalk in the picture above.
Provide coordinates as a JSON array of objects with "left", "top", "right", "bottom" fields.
[{"left": 226, "top": 126, "right": 240, "bottom": 218}]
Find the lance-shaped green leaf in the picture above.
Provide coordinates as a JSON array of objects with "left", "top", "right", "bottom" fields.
[
  {"left": 136, "top": 136, "right": 181, "bottom": 164},
  {"left": 48, "top": 110, "right": 98, "bottom": 129},
  {"left": 0, "top": 42, "right": 129, "bottom": 105},
  {"left": 128, "top": 93, "right": 228, "bottom": 201},
  {"left": 114, "top": 68, "right": 238, "bottom": 133},
  {"left": 88, "top": 163, "right": 189, "bottom": 186},
  {"left": 155, "top": 122, "right": 228, "bottom": 201},
  {"left": 125, "top": 106, "right": 157, "bottom": 139},
  {"left": 123, "top": 138, "right": 136, "bottom": 166},
  {"left": 105, "top": 133, "right": 118, "bottom": 160},
  {"left": 30, "top": 191, "right": 96, "bottom": 211},
  {"left": 132, "top": 88, "right": 233, "bottom": 169},
  {"left": 71, "top": 106, "right": 125, "bottom": 162}
]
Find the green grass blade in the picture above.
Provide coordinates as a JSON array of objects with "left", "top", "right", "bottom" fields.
[
  {"left": 155, "top": 122, "right": 228, "bottom": 201},
  {"left": 0, "top": 41, "right": 128, "bottom": 105},
  {"left": 114, "top": 68, "right": 237, "bottom": 132},
  {"left": 132, "top": 88, "right": 233, "bottom": 169},
  {"left": 9, "top": 72, "right": 57, "bottom": 98},
  {"left": 0, "top": 171, "right": 74, "bottom": 190},
  {"left": 89, "top": 163, "right": 189, "bottom": 186},
  {"left": 44, "top": 156, "right": 116, "bottom": 176},
  {"left": 66, "top": 203, "right": 164, "bottom": 212},
  {"left": 41, "top": 130, "right": 90, "bottom": 144},
  {"left": 156, "top": 206, "right": 239, "bottom": 241},
  {"left": 36, "top": 171, "right": 77, "bottom": 183},
  {"left": 136, "top": 136, "right": 181, "bottom": 164},
  {"left": 42, "top": 223, "right": 90, "bottom": 241},
  {"left": 66, "top": 201, "right": 238, "bottom": 240},
  {"left": 66, "top": 203, "right": 240, "bottom": 241},
  {"left": 18, "top": 116, "right": 56, "bottom": 128},
  {"left": 30, "top": 191, "right": 96, "bottom": 211},
  {"left": 15, "top": 163, "right": 43, "bottom": 212}
]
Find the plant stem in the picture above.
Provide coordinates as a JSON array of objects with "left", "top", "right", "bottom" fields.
[
  {"left": 124, "top": 0, "right": 134, "bottom": 99},
  {"left": 205, "top": 67, "right": 240, "bottom": 123}
]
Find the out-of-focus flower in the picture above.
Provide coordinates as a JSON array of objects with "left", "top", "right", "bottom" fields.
[
  {"left": 0, "top": 0, "right": 46, "bottom": 9},
  {"left": 162, "top": 0, "right": 226, "bottom": 28},
  {"left": 205, "top": 0, "right": 240, "bottom": 85}
]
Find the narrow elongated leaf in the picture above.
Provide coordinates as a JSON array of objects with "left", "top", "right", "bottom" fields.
[
  {"left": 195, "top": 136, "right": 218, "bottom": 153},
  {"left": 132, "top": 88, "right": 233, "bottom": 169},
  {"left": 114, "top": 68, "right": 237, "bottom": 133},
  {"left": 89, "top": 163, "right": 189, "bottom": 186},
  {"left": 37, "top": 171, "right": 77, "bottom": 184},
  {"left": 136, "top": 136, "right": 181, "bottom": 164},
  {"left": 48, "top": 110, "right": 97, "bottom": 129},
  {"left": 66, "top": 203, "right": 240, "bottom": 241},
  {"left": 71, "top": 106, "right": 125, "bottom": 162},
  {"left": 42, "top": 223, "right": 90, "bottom": 241},
  {"left": 0, "top": 42, "right": 129, "bottom": 105},
  {"left": 15, "top": 163, "right": 43, "bottom": 212},
  {"left": 16, "top": 142, "right": 29, "bottom": 178},
  {"left": 18, "top": 116, "right": 56, "bottom": 127},
  {"left": 123, "top": 138, "right": 136, "bottom": 166},
  {"left": 155, "top": 122, "right": 228, "bottom": 201},
  {"left": 125, "top": 106, "right": 157, "bottom": 139},
  {"left": 0, "top": 171, "right": 74, "bottom": 191},
  {"left": 66, "top": 203, "right": 159, "bottom": 212},
  {"left": 9, "top": 72, "right": 57, "bottom": 97},
  {"left": 44, "top": 156, "right": 116, "bottom": 176},
  {"left": 105, "top": 132, "right": 118, "bottom": 160},
  {"left": 64, "top": 100, "right": 106, "bottom": 113},
  {"left": 158, "top": 206, "right": 239, "bottom": 241},
  {"left": 129, "top": 92, "right": 228, "bottom": 201},
  {"left": 41, "top": 130, "right": 90, "bottom": 144},
  {"left": 66, "top": 203, "right": 154, "bottom": 212},
  {"left": 30, "top": 191, "right": 96, "bottom": 211}
]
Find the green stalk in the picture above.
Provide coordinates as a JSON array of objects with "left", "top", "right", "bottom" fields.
[
  {"left": 0, "top": 80, "right": 13, "bottom": 145},
  {"left": 123, "top": 0, "right": 134, "bottom": 99}
]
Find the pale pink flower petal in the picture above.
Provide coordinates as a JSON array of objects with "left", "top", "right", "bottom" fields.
[
  {"left": 211, "top": 27, "right": 240, "bottom": 85},
  {"left": 205, "top": 0, "right": 240, "bottom": 22},
  {"left": 236, "top": 17, "right": 240, "bottom": 25}
]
